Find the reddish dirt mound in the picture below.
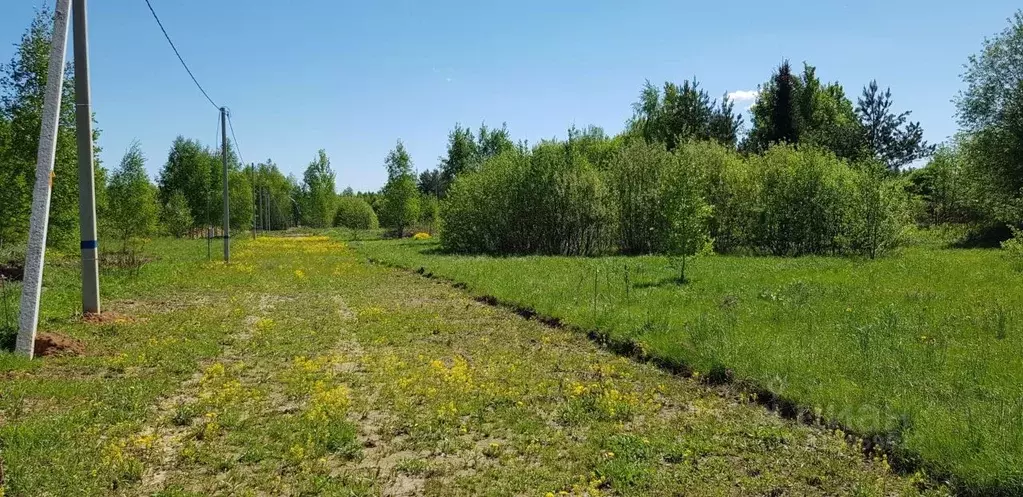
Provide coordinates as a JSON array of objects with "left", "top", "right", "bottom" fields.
[
  {"left": 34, "top": 332, "right": 85, "bottom": 357},
  {"left": 82, "top": 311, "right": 132, "bottom": 325}
]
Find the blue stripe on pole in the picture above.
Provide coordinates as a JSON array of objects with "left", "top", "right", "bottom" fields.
[{"left": 80, "top": 240, "right": 98, "bottom": 249}]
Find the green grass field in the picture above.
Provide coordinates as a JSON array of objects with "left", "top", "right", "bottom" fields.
[
  {"left": 356, "top": 231, "right": 1023, "bottom": 495},
  {"left": 0, "top": 234, "right": 944, "bottom": 496}
]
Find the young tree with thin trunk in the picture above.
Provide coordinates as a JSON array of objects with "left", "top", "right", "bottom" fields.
[
  {"left": 662, "top": 148, "right": 712, "bottom": 283},
  {"left": 107, "top": 142, "right": 158, "bottom": 251},
  {"left": 162, "top": 190, "right": 193, "bottom": 238},
  {"left": 381, "top": 141, "right": 420, "bottom": 237},
  {"left": 300, "top": 149, "right": 336, "bottom": 228}
]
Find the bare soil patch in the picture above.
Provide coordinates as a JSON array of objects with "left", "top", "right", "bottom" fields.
[
  {"left": 34, "top": 332, "right": 85, "bottom": 357},
  {"left": 81, "top": 311, "right": 133, "bottom": 325}
]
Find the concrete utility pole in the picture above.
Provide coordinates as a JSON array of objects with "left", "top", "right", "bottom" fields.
[
  {"left": 206, "top": 187, "right": 212, "bottom": 261},
  {"left": 16, "top": 0, "right": 72, "bottom": 358},
  {"left": 259, "top": 187, "right": 265, "bottom": 232},
  {"left": 250, "top": 163, "right": 257, "bottom": 239},
  {"left": 221, "top": 107, "right": 230, "bottom": 263},
  {"left": 73, "top": 0, "right": 100, "bottom": 315},
  {"left": 265, "top": 188, "right": 274, "bottom": 231}
]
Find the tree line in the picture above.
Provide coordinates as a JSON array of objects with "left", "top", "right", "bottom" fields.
[
  {"left": 5, "top": 8, "right": 1022, "bottom": 262},
  {"left": 0, "top": 9, "right": 105, "bottom": 250},
  {"left": 0, "top": 10, "right": 399, "bottom": 253},
  {"left": 906, "top": 12, "right": 1023, "bottom": 244},
  {"left": 411, "top": 60, "right": 934, "bottom": 278},
  {"left": 417, "top": 11, "right": 1023, "bottom": 277}
]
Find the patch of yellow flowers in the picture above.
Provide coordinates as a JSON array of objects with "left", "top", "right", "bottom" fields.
[
  {"left": 305, "top": 382, "right": 351, "bottom": 423},
  {"left": 357, "top": 306, "right": 386, "bottom": 320},
  {"left": 197, "top": 362, "right": 252, "bottom": 407},
  {"left": 544, "top": 474, "right": 607, "bottom": 497},
  {"left": 286, "top": 355, "right": 352, "bottom": 425},
  {"left": 565, "top": 378, "right": 652, "bottom": 421},
  {"left": 97, "top": 431, "right": 155, "bottom": 481},
  {"left": 245, "top": 235, "right": 344, "bottom": 256},
  {"left": 431, "top": 356, "right": 474, "bottom": 393},
  {"left": 198, "top": 411, "right": 220, "bottom": 440},
  {"left": 255, "top": 317, "right": 276, "bottom": 334}
]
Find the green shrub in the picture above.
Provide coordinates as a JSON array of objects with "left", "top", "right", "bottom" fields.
[
  {"left": 418, "top": 194, "right": 439, "bottom": 234},
  {"left": 1001, "top": 225, "right": 1023, "bottom": 271},
  {"left": 441, "top": 142, "right": 613, "bottom": 255},
  {"left": 850, "top": 163, "right": 912, "bottom": 258},
  {"left": 906, "top": 145, "right": 975, "bottom": 225},
  {"left": 334, "top": 196, "right": 379, "bottom": 230},
  {"left": 162, "top": 190, "right": 193, "bottom": 238},
  {"left": 441, "top": 137, "right": 909, "bottom": 259},
  {"left": 689, "top": 141, "right": 752, "bottom": 253},
  {"left": 608, "top": 140, "right": 713, "bottom": 265},
  {"left": 746, "top": 145, "right": 858, "bottom": 256},
  {"left": 440, "top": 150, "right": 523, "bottom": 254},
  {"left": 608, "top": 140, "right": 673, "bottom": 254}
]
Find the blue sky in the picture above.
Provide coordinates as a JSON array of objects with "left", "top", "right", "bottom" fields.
[{"left": 1, "top": 0, "right": 1019, "bottom": 191}]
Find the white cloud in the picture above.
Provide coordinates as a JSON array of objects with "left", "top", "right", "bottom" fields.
[{"left": 726, "top": 89, "right": 759, "bottom": 103}]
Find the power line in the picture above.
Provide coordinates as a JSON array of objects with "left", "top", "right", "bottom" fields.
[
  {"left": 214, "top": 110, "right": 222, "bottom": 151},
  {"left": 226, "top": 111, "right": 244, "bottom": 167},
  {"left": 143, "top": 0, "right": 219, "bottom": 110}
]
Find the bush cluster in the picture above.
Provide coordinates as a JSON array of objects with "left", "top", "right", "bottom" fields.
[
  {"left": 441, "top": 138, "right": 911, "bottom": 259},
  {"left": 441, "top": 140, "right": 614, "bottom": 255},
  {"left": 334, "top": 196, "right": 379, "bottom": 230}
]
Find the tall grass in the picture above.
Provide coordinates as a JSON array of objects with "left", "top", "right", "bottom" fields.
[{"left": 358, "top": 234, "right": 1023, "bottom": 494}]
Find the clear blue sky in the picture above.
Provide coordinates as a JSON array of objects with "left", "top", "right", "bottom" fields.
[{"left": 1, "top": 0, "right": 1019, "bottom": 192}]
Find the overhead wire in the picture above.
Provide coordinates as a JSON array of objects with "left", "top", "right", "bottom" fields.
[
  {"left": 144, "top": 0, "right": 256, "bottom": 238},
  {"left": 227, "top": 111, "right": 245, "bottom": 167},
  {"left": 143, "top": 0, "right": 220, "bottom": 110}
]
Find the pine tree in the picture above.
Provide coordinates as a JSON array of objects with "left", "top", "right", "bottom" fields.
[
  {"left": 417, "top": 168, "right": 442, "bottom": 196},
  {"left": 857, "top": 80, "right": 934, "bottom": 172},
  {"left": 630, "top": 79, "right": 718, "bottom": 150},
  {"left": 745, "top": 62, "right": 865, "bottom": 159},
  {"left": 769, "top": 60, "right": 798, "bottom": 145},
  {"left": 708, "top": 93, "right": 743, "bottom": 148}
]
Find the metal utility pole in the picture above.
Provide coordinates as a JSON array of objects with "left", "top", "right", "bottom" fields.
[
  {"left": 73, "top": 0, "right": 100, "bottom": 316},
  {"left": 220, "top": 107, "right": 230, "bottom": 263},
  {"left": 16, "top": 0, "right": 72, "bottom": 358}
]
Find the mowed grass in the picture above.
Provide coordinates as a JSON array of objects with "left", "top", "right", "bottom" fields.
[
  {"left": 0, "top": 234, "right": 943, "bottom": 496},
  {"left": 355, "top": 231, "right": 1023, "bottom": 495}
]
